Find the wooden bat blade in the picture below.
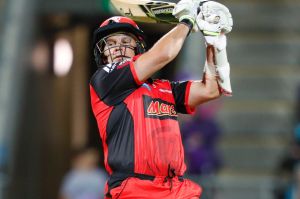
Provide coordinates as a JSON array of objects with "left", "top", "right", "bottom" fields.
[{"left": 111, "top": 0, "right": 178, "bottom": 24}]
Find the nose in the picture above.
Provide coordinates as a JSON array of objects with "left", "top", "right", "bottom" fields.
[{"left": 111, "top": 45, "right": 125, "bottom": 54}]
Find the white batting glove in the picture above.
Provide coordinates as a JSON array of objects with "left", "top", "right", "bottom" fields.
[
  {"left": 206, "top": 32, "right": 227, "bottom": 51},
  {"left": 173, "top": 0, "right": 207, "bottom": 30},
  {"left": 200, "top": 1, "right": 233, "bottom": 34},
  {"left": 196, "top": 1, "right": 233, "bottom": 47}
]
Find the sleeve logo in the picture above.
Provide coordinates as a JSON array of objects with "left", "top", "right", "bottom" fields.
[
  {"left": 103, "top": 61, "right": 129, "bottom": 73},
  {"left": 102, "top": 63, "right": 117, "bottom": 73}
]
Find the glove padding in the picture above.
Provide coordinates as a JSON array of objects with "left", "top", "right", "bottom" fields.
[
  {"left": 196, "top": 1, "right": 233, "bottom": 43},
  {"left": 216, "top": 62, "right": 232, "bottom": 96},
  {"left": 205, "top": 33, "right": 227, "bottom": 51},
  {"left": 173, "top": 0, "right": 207, "bottom": 27}
]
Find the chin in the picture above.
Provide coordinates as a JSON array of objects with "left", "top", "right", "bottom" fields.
[{"left": 114, "top": 57, "right": 131, "bottom": 62}]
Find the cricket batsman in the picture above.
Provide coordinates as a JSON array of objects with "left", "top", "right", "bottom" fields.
[{"left": 90, "top": 0, "right": 233, "bottom": 198}]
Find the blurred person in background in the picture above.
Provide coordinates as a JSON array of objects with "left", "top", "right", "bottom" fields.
[
  {"left": 59, "top": 147, "right": 107, "bottom": 199},
  {"left": 89, "top": 0, "right": 233, "bottom": 198},
  {"left": 181, "top": 102, "right": 222, "bottom": 176},
  {"left": 273, "top": 130, "right": 300, "bottom": 199},
  {"left": 280, "top": 163, "right": 300, "bottom": 199},
  {"left": 274, "top": 86, "right": 300, "bottom": 199}
]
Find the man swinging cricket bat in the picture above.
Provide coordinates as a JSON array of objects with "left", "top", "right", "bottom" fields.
[{"left": 90, "top": 0, "right": 233, "bottom": 198}]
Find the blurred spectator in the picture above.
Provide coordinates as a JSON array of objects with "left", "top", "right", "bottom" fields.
[
  {"left": 59, "top": 147, "right": 107, "bottom": 199},
  {"left": 284, "top": 163, "right": 300, "bottom": 199},
  {"left": 274, "top": 125, "right": 300, "bottom": 199},
  {"left": 274, "top": 85, "right": 300, "bottom": 199},
  {"left": 181, "top": 100, "right": 223, "bottom": 175}
]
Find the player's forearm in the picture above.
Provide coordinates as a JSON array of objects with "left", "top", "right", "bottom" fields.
[
  {"left": 203, "top": 46, "right": 221, "bottom": 99},
  {"left": 188, "top": 45, "right": 221, "bottom": 107},
  {"left": 203, "top": 74, "right": 221, "bottom": 99},
  {"left": 188, "top": 76, "right": 220, "bottom": 107},
  {"left": 150, "top": 23, "right": 189, "bottom": 63},
  {"left": 134, "top": 24, "right": 190, "bottom": 82},
  {"left": 206, "top": 45, "right": 215, "bottom": 66}
]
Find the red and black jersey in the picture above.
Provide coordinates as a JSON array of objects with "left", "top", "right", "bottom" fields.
[{"left": 90, "top": 56, "right": 194, "bottom": 190}]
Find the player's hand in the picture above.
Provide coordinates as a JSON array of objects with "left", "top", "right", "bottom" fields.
[
  {"left": 198, "top": 1, "right": 233, "bottom": 34},
  {"left": 196, "top": 1, "right": 233, "bottom": 47},
  {"left": 173, "top": 0, "right": 204, "bottom": 26}
]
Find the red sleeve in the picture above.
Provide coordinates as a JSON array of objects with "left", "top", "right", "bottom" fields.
[
  {"left": 184, "top": 81, "right": 195, "bottom": 114},
  {"left": 171, "top": 80, "right": 195, "bottom": 114},
  {"left": 132, "top": 54, "right": 142, "bottom": 61},
  {"left": 90, "top": 61, "right": 140, "bottom": 106}
]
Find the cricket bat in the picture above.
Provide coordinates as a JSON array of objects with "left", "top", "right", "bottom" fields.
[{"left": 110, "top": 0, "right": 179, "bottom": 24}]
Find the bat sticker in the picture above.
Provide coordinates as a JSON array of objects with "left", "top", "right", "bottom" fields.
[{"left": 140, "top": 2, "right": 178, "bottom": 23}]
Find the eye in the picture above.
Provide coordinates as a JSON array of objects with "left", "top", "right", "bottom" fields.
[
  {"left": 104, "top": 38, "right": 116, "bottom": 47},
  {"left": 122, "top": 37, "right": 132, "bottom": 45},
  {"left": 106, "top": 41, "right": 115, "bottom": 46}
]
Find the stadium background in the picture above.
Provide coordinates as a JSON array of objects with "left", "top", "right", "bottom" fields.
[{"left": 0, "top": 0, "right": 300, "bottom": 198}]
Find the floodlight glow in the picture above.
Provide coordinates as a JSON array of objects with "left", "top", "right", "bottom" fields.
[{"left": 54, "top": 38, "right": 73, "bottom": 76}]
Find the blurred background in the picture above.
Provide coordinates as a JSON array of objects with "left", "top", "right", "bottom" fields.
[{"left": 0, "top": 0, "right": 300, "bottom": 199}]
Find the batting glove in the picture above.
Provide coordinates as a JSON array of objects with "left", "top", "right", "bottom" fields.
[
  {"left": 196, "top": 1, "right": 233, "bottom": 48},
  {"left": 173, "top": 0, "right": 207, "bottom": 32}
]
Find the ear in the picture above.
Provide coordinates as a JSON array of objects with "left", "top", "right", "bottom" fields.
[
  {"left": 135, "top": 41, "right": 146, "bottom": 54},
  {"left": 94, "top": 48, "right": 107, "bottom": 66}
]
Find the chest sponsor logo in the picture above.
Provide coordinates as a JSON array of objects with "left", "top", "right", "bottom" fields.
[{"left": 143, "top": 95, "right": 177, "bottom": 120}]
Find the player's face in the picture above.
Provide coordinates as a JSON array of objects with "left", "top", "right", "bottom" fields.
[{"left": 102, "top": 34, "right": 137, "bottom": 64}]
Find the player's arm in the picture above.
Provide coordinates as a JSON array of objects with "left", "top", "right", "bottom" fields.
[
  {"left": 197, "top": 1, "right": 233, "bottom": 96},
  {"left": 188, "top": 45, "right": 221, "bottom": 108},
  {"left": 189, "top": 1, "right": 233, "bottom": 108},
  {"left": 134, "top": 0, "right": 198, "bottom": 82},
  {"left": 134, "top": 24, "right": 189, "bottom": 82}
]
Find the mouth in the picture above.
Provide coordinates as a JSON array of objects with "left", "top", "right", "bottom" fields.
[{"left": 113, "top": 55, "right": 130, "bottom": 61}]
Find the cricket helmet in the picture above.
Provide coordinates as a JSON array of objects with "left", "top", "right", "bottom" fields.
[{"left": 93, "top": 16, "right": 147, "bottom": 65}]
